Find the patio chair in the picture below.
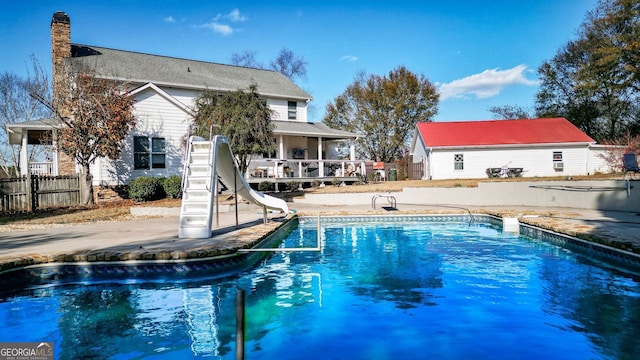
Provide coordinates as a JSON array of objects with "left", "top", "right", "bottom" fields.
[{"left": 623, "top": 153, "right": 640, "bottom": 178}]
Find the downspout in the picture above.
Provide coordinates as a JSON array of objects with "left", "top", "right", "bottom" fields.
[
  {"left": 426, "top": 147, "right": 432, "bottom": 180},
  {"left": 52, "top": 128, "right": 59, "bottom": 175}
]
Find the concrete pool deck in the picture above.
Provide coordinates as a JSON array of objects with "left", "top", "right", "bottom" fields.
[{"left": 2, "top": 202, "right": 640, "bottom": 274}]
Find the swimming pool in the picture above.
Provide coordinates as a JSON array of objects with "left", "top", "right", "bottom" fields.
[{"left": 1, "top": 215, "right": 640, "bottom": 359}]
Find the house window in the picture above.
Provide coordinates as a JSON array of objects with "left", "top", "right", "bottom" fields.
[
  {"left": 454, "top": 154, "right": 464, "bottom": 170},
  {"left": 261, "top": 150, "right": 276, "bottom": 159},
  {"left": 288, "top": 101, "right": 297, "bottom": 120},
  {"left": 134, "top": 136, "right": 166, "bottom": 169},
  {"left": 553, "top": 151, "right": 563, "bottom": 162}
]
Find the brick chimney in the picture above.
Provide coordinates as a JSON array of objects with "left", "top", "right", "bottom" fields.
[
  {"left": 50, "top": 11, "right": 75, "bottom": 176},
  {"left": 51, "top": 11, "right": 70, "bottom": 107}
]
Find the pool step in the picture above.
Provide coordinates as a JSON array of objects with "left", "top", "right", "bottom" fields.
[{"left": 503, "top": 217, "right": 520, "bottom": 234}]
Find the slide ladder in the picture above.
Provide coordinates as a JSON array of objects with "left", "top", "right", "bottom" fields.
[{"left": 179, "top": 136, "right": 217, "bottom": 239}]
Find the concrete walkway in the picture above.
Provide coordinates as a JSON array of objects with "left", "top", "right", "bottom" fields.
[{"left": 2, "top": 202, "right": 640, "bottom": 274}]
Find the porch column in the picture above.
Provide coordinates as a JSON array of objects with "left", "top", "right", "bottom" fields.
[
  {"left": 20, "top": 130, "right": 28, "bottom": 176},
  {"left": 350, "top": 140, "right": 356, "bottom": 161},
  {"left": 317, "top": 136, "right": 324, "bottom": 177},
  {"left": 278, "top": 135, "right": 284, "bottom": 159}
]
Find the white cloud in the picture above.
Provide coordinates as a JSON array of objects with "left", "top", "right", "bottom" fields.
[
  {"left": 340, "top": 55, "right": 359, "bottom": 62},
  {"left": 215, "top": 9, "right": 248, "bottom": 22},
  {"left": 163, "top": 16, "right": 175, "bottom": 23},
  {"left": 199, "top": 22, "right": 233, "bottom": 36},
  {"left": 438, "top": 65, "right": 538, "bottom": 101},
  {"left": 199, "top": 9, "right": 247, "bottom": 36}
]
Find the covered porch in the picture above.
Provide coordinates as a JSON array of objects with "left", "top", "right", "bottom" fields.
[
  {"left": 5, "top": 118, "right": 59, "bottom": 176},
  {"left": 247, "top": 120, "right": 366, "bottom": 186}
]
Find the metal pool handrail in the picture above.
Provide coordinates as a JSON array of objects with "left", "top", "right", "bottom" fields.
[{"left": 372, "top": 193, "right": 397, "bottom": 210}]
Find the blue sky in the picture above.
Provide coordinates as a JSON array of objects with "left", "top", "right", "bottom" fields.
[{"left": 2, "top": 1, "right": 598, "bottom": 122}]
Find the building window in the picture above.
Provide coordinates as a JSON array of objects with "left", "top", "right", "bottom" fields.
[
  {"left": 454, "top": 154, "right": 464, "bottom": 170},
  {"left": 134, "top": 136, "right": 166, "bottom": 169},
  {"left": 288, "top": 101, "right": 297, "bottom": 120},
  {"left": 553, "top": 151, "right": 563, "bottom": 161}
]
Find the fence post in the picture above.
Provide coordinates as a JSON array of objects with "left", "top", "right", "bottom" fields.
[{"left": 30, "top": 175, "right": 38, "bottom": 211}]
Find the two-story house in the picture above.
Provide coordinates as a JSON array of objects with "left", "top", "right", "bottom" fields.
[{"left": 7, "top": 11, "right": 361, "bottom": 194}]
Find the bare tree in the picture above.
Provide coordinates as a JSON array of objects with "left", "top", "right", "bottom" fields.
[
  {"left": 230, "top": 50, "right": 264, "bottom": 69},
  {"left": 0, "top": 56, "right": 52, "bottom": 176},
  {"left": 488, "top": 105, "right": 533, "bottom": 120},
  {"left": 230, "top": 48, "right": 307, "bottom": 82},
  {"left": 269, "top": 48, "right": 307, "bottom": 82}
]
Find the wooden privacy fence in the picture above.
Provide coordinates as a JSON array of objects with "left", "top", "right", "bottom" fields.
[
  {"left": 408, "top": 161, "right": 424, "bottom": 180},
  {"left": 0, "top": 174, "right": 80, "bottom": 213}
]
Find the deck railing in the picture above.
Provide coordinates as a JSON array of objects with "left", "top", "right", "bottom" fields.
[
  {"left": 247, "top": 159, "right": 367, "bottom": 180},
  {"left": 29, "top": 162, "right": 55, "bottom": 176}
]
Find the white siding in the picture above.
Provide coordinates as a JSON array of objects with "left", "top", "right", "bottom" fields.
[
  {"left": 411, "top": 136, "right": 429, "bottom": 180},
  {"left": 92, "top": 87, "right": 191, "bottom": 185},
  {"left": 588, "top": 144, "right": 616, "bottom": 174},
  {"left": 162, "top": 87, "right": 199, "bottom": 108},
  {"left": 411, "top": 137, "right": 427, "bottom": 162},
  {"left": 427, "top": 145, "right": 594, "bottom": 180},
  {"left": 163, "top": 88, "right": 309, "bottom": 123},
  {"left": 91, "top": 85, "right": 310, "bottom": 185},
  {"left": 267, "top": 99, "right": 308, "bottom": 122}
]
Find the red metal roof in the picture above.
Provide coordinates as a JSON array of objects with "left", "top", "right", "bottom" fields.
[{"left": 416, "top": 118, "right": 594, "bottom": 147}]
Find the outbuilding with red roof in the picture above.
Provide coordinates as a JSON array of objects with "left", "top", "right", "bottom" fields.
[{"left": 410, "top": 118, "right": 611, "bottom": 180}]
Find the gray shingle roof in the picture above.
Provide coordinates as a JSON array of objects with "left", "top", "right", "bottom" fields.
[
  {"left": 272, "top": 120, "right": 360, "bottom": 139},
  {"left": 68, "top": 45, "right": 312, "bottom": 101}
]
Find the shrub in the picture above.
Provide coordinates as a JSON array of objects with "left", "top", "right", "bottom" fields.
[
  {"left": 128, "top": 176, "right": 163, "bottom": 202},
  {"left": 258, "top": 181, "right": 273, "bottom": 192},
  {"left": 365, "top": 173, "right": 377, "bottom": 183},
  {"left": 285, "top": 180, "right": 301, "bottom": 191},
  {"left": 311, "top": 179, "right": 321, "bottom": 188},
  {"left": 163, "top": 175, "right": 182, "bottom": 199}
]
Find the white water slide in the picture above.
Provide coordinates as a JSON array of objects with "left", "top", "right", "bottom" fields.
[{"left": 178, "top": 135, "right": 289, "bottom": 239}]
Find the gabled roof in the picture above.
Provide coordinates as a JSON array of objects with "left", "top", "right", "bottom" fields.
[
  {"left": 272, "top": 120, "right": 359, "bottom": 139},
  {"left": 128, "top": 82, "right": 191, "bottom": 114},
  {"left": 416, "top": 118, "right": 595, "bottom": 148},
  {"left": 68, "top": 44, "right": 312, "bottom": 101}
]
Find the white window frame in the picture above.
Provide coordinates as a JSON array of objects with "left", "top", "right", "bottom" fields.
[
  {"left": 134, "top": 136, "right": 166, "bottom": 170},
  {"left": 454, "top": 153, "right": 464, "bottom": 170},
  {"left": 288, "top": 101, "right": 297, "bottom": 120}
]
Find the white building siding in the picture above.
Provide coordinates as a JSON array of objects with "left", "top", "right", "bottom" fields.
[
  {"left": 91, "top": 87, "right": 191, "bottom": 185},
  {"left": 268, "top": 99, "right": 307, "bottom": 122},
  {"left": 163, "top": 88, "right": 309, "bottom": 123},
  {"left": 162, "top": 87, "right": 198, "bottom": 108},
  {"left": 411, "top": 136, "right": 429, "bottom": 179},
  {"left": 588, "top": 145, "right": 615, "bottom": 174},
  {"left": 426, "top": 145, "right": 595, "bottom": 180},
  {"left": 89, "top": 85, "right": 310, "bottom": 185}
]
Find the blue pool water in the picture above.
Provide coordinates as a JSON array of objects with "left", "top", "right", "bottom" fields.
[{"left": 2, "top": 217, "right": 640, "bottom": 359}]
